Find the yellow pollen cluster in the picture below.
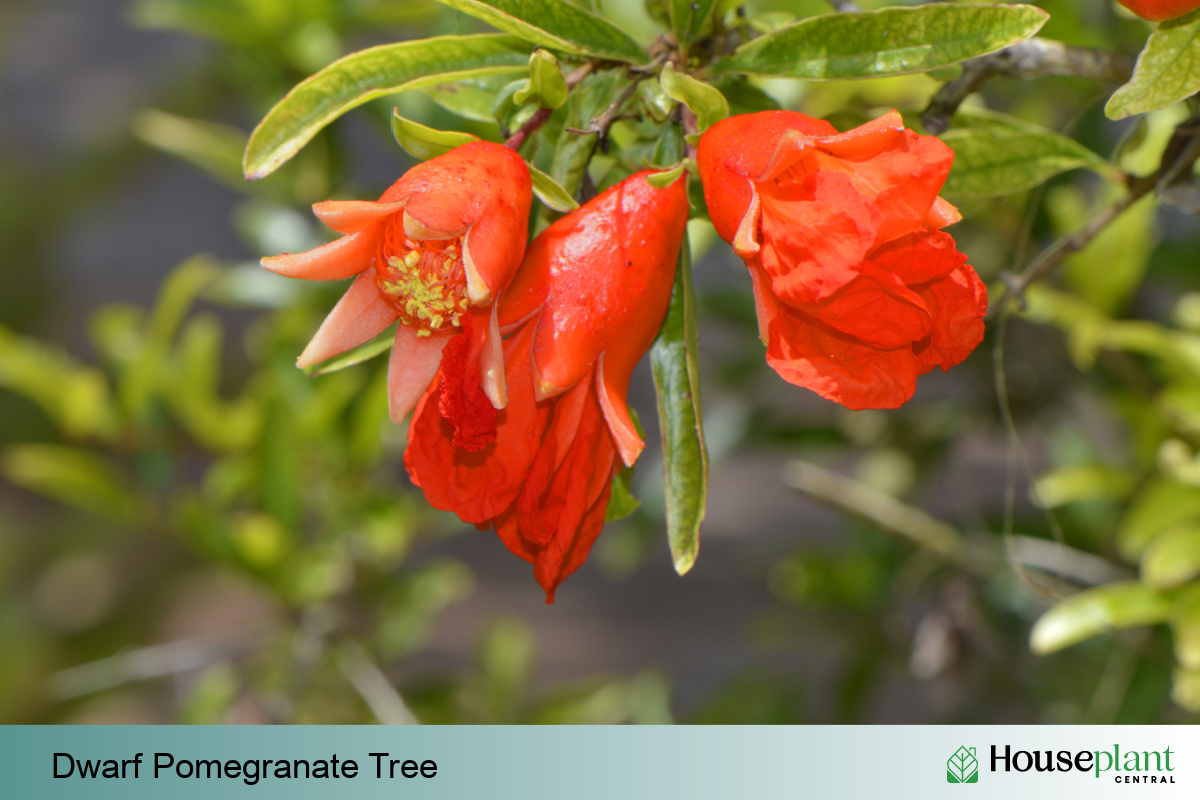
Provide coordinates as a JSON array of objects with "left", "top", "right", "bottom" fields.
[{"left": 376, "top": 241, "right": 470, "bottom": 336}]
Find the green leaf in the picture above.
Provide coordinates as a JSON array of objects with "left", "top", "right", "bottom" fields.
[
  {"left": 529, "top": 164, "right": 580, "bottom": 212},
  {"left": 605, "top": 466, "right": 641, "bottom": 522},
  {"left": 429, "top": 0, "right": 647, "bottom": 63},
  {"left": 304, "top": 325, "right": 397, "bottom": 377},
  {"left": 244, "top": 34, "right": 533, "bottom": 179},
  {"left": 391, "top": 111, "right": 480, "bottom": 160},
  {"left": 1032, "top": 463, "right": 1135, "bottom": 508},
  {"left": 659, "top": 63, "right": 729, "bottom": 133},
  {"left": 1, "top": 444, "right": 140, "bottom": 523},
  {"left": 1057, "top": 189, "right": 1156, "bottom": 317},
  {"left": 1172, "top": 584, "right": 1200, "bottom": 670},
  {"left": 1106, "top": 9, "right": 1200, "bottom": 120},
  {"left": 940, "top": 109, "right": 1118, "bottom": 198},
  {"left": 947, "top": 746, "right": 979, "bottom": 784},
  {"left": 650, "top": 238, "right": 708, "bottom": 576},
  {"left": 1030, "top": 582, "right": 1175, "bottom": 654},
  {"left": 131, "top": 109, "right": 249, "bottom": 193},
  {"left": 646, "top": 164, "right": 686, "bottom": 188},
  {"left": 513, "top": 49, "right": 569, "bottom": 110},
  {"left": 1117, "top": 479, "right": 1200, "bottom": 561},
  {"left": 714, "top": 5, "right": 1048, "bottom": 80},
  {"left": 669, "top": 0, "right": 717, "bottom": 45},
  {"left": 1142, "top": 521, "right": 1200, "bottom": 588},
  {"left": 421, "top": 76, "right": 512, "bottom": 122}
]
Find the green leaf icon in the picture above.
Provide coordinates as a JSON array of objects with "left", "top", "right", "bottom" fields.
[{"left": 947, "top": 746, "right": 979, "bottom": 783}]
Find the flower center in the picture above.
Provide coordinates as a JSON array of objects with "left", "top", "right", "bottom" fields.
[{"left": 374, "top": 231, "right": 469, "bottom": 337}]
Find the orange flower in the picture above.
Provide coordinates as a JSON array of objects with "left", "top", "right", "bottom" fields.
[
  {"left": 698, "top": 110, "right": 986, "bottom": 409},
  {"left": 262, "top": 142, "right": 532, "bottom": 441},
  {"left": 405, "top": 171, "right": 689, "bottom": 600},
  {"left": 1117, "top": 0, "right": 1200, "bottom": 21}
]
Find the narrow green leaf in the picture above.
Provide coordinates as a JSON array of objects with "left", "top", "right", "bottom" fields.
[
  {"left": 669, "top": 0, "right": 718, "bottom": 45},
  {"left": 244, "top": 34, "right": 532, "bottom": 179},
  {"left": 1117, "top": 479, "right": 1200, "bottom": 561},
  {"left": 430, "top": 0, "right": 647, "bottom": 63},
  {"left": 714, "top": 5, "right": 1048, "bottom": 80},
  {"left": 1173, "top": 584, "right": 1200, "bottom": 670},
  {"left": 1030, "top": 582, "right": 1174, "bottom": 654},
  {"left": 941, "top": 110, "right": 1119, "bottom": 198},
  {"left": 1106, "top": 9, "right": 1200, "bottom": 120},
  {"left": 1, "top": 444, "right": 140, "bottom": 523},
  {"left": 304, "top": 325, "right": 397, "bottom": 377},
  {"left": 529, "top": 164, "right": 580, "bottom": 212},
  {"left": 513, "top": 49, "right": 569, "bottom": 110},
  {"left": 646, "top": 164, "right": 686, "bottom": 188},
  {"left": 421, "top": 76, "right": 511, "bottom": 122},
  {"left": 391, "top": 111, "right": 479, "bottom": 160},
  {"left": 659, "top": 63, "right": 729, "bottom": 133},
  {"left": 1032, "top": 463, "right": 1135, "bottom": 508},
  {"left": 650, "top": 238, "right": 708, "bottom": 576},
  {"left": 132, "top": 109, "right": 248, "bottom": 192},
  {"left": 1142, "top": 521, "right": 1200, "bottom": 588}
]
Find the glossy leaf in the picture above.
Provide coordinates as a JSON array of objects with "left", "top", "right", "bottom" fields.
[
  {"left": 391, "top": 111, "right": 479, "bottom": 160},
  {"left": 1031, "top": 581, "right": 1175, "bottom": 654},
  {"left": 714, "top": 5, "right": 1048, "bottom": 80},
  {"left": 421, "top": 76, "right": 512, "bottom": 122},
  {"left": 650, "top": 239, "right": 708, "bottom": 576},
  {"left": 1142, "top": 521, "right": 1200, "bottom": 588},
  {"left": 940, "top": 110, "right": 1117, "bottom": 198},
  {"left": 244, "top": 34, "right": 532, "bottom": 179},
  {"left": 659, "top": 63, "right": 729, "bottom": 133},
  {"left": 513, "top": 49, "right": 569, "bottom": 110},
  {"left": 670, "top": 0, "right": 718, "bottom": 45},
  {"left": 304, "top": 326, "right": 397, "bottom": 377},
  {"left": 430, "top": 0, "right": 647, "bottom": 63},
  {"left": 1107, "top": 10, "right": 1200, "bottom": 120},
  {"left": 529, "top": 165, "right": 580, "bottom": 212}
]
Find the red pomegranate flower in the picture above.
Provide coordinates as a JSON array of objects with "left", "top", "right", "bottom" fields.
[
  {"left": 1117, "top": 0, "right": 1200, "bottom": 21},
  {"left": 405, "top": 171, "right": 689, "bottom": 601},
  {"left": 261, "top": 142, "right": 532, "bottom": 439},
  {"left": 698, "top": 110, "right": 986, "bottom": 410}
]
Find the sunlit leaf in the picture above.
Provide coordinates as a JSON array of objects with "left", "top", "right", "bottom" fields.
[
  {"left": 244, "top": 34, "right": 532, "bottom": 178},
  {"left": 669, "top": 0, "right": 717, "bottom": 45},
  {"left": 1032, "top": 463, "right": 1135, "bottom": 508},
  {"left": 1030, "top": 582, "right": 1174, "bottom": 654},
  {"left": 132, "top": 109, "right": 249, "bottom": 192},
  {"left": 714, "top": 5, "right": 1048, "bottom": 80},
  {"left": 659, "top": 63, "right": 729, "bottom": 133},
  {"left": 430, "top": 0, "right": 647, "bottom": 63},
  {"left": 513, "top": 49, "right": 569, "bottom": 110},
  {"left": 1106, "top": 9, "right": 1200, "bottom": 120},
  {"left": 941, "top": 110, "right": 1118, "bottom": 198},
  {"left": 529, "top": 165, "right": 580, "bottom": 212},
  {"left": 391, "top": 111, "right": 479, "bottom": 160},
  {"left": 1142, "top": 522, "right": 1200, "bottom": 588},
  {"left": 421, "top": 76, "right": 511, "bottom": 122},
  {"left": 651, "top": 239, "right": 708, "bottom": 576}
]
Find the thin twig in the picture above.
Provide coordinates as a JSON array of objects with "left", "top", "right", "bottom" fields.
[
  {"left": 922, "top": 38, "right": 1135, "bottom": 134},
  {"left": 565, "top": 78, "right": 642, "bottom": 138},
  {"left": 503, "top": 62, "right": 595, "bottom": 151}
]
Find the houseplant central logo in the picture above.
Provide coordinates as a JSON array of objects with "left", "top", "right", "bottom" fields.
[{"left": 948, "top": 746, "right": 979, "bottom": 783}]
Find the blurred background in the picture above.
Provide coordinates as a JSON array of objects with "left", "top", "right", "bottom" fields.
[{"left": 2, "top": 0, "right": 1199, "bottom": 724}]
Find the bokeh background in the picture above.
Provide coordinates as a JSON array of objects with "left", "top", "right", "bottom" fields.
[{"left": 2, "top": 0, "right": 1199, "bottom": 724}]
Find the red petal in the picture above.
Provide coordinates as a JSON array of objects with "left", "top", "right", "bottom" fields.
[
  {"left": 806, "top": 266, "right": 932, "bottom": 350},
  {"left": 313, "top": 200, "right": 405, "bottom": 234},
  {"left": 814, "top": 109, "right": 904, "bottom": 160},
  {"left": 405, "top": 323, "right": 550, "bottom": 523},
  {"left": 436, "top": 311, "right": 498, "bottom": 452},
  {"left": 758, "top": 170, "right": 879, "bottom": 303},
  {"left": 758, "top": 278, "right": 920, "bottom": 410},
  {"left": 870, "top": 228, "right": 968, "bottom": 286},
  {"left": 387, "top": 325, "right": 451, "bottom": 424},
  {"left": 912, "top": 264, "right": 987, "bottom": 374},
  {"left": 260, "top": 230, "right": 375, "bottom": 280},
  {"left": 296, "top": 272, "right": 400, "bottom": 368}
]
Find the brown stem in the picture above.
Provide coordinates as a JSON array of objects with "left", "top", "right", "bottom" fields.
[
  {"left": 565, "top": 76, "right": 642, "bottom": 138},
  {"left": 681, "top": 104, "right": 699, "bottom": 159},
  {"left": 996, "top": 117, "right": 1200, "bottom": 316},
  {"left": 922, "top": 38, "right": 1135, "bottom": 134},
  {"left": 503, "top": 62, "right": 596, "bottom": 151}
]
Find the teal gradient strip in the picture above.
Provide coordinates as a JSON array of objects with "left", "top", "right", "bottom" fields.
[{"left": 2, "top": 725, "right": 1196, "bottom": 799}]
